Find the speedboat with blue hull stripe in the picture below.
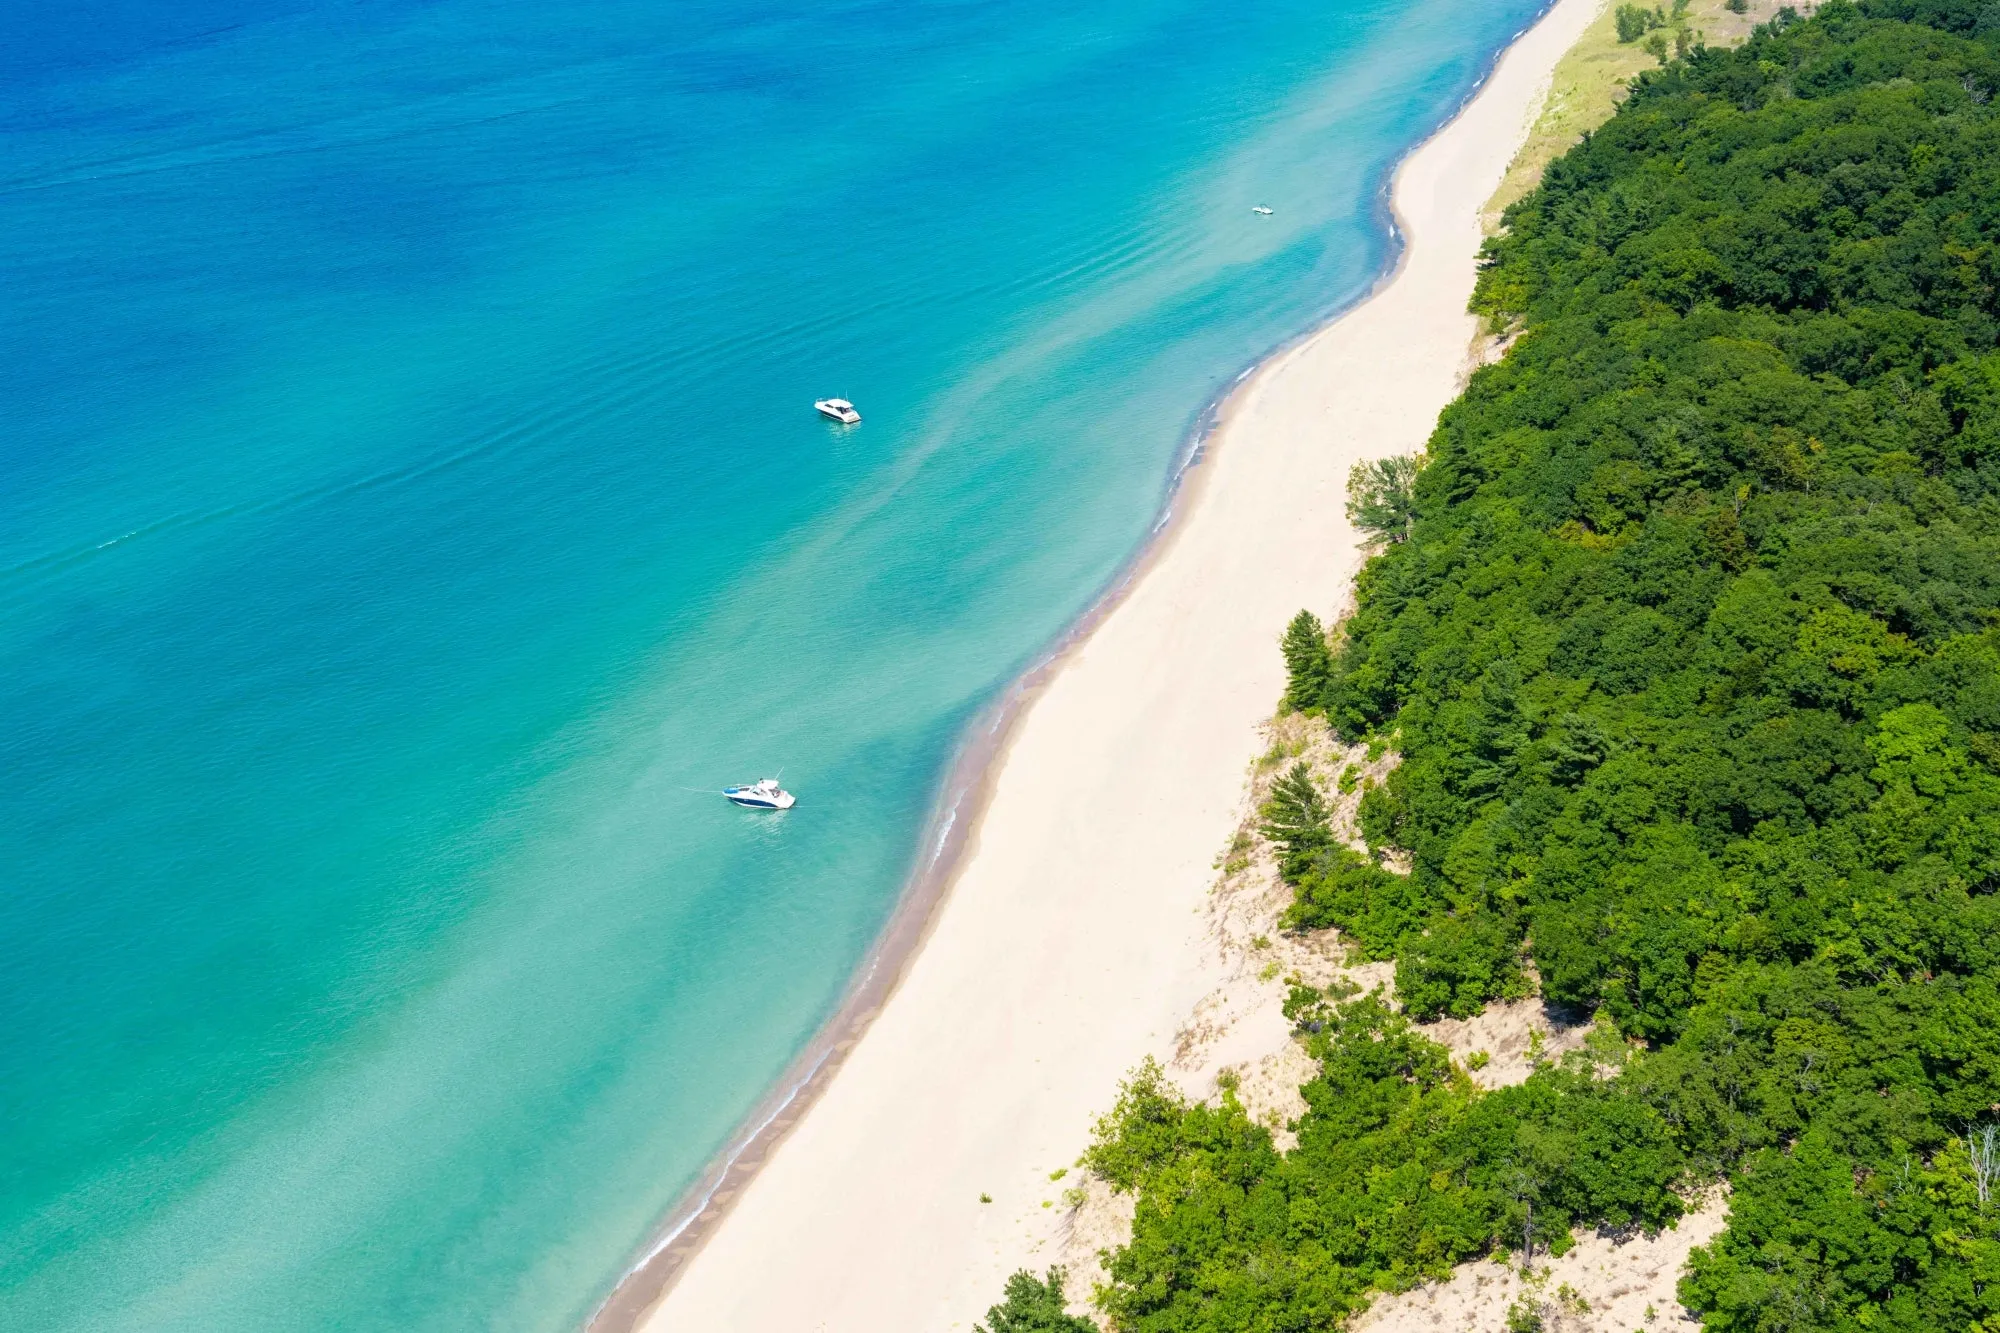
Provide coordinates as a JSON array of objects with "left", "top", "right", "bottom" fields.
[{"left": 725, "top": 778, "right": 795, "bottom": 810}]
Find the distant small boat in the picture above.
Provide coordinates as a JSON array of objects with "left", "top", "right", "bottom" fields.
[
  {"left": 1251, "top": 206, "right": 1274, "bottom": 216},
  {"left": 724, "top": 778, "right": 795, "bottom": 810},
  {"left": 815, "top": 398, "right": 861, "bottom": 424}
]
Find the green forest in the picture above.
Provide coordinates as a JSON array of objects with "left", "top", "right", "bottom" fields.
[{"left": 978, "top": 4, "right": 2000, "bottom": 1330}]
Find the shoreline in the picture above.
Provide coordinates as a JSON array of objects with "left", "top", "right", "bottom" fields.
[
  {"left": 593, "top": 1, "right": 1601, "bottom": 1327},
  {"left": 586, "top": 297, "right": 1241, "bottom": 1333},
  {"left": 586, "top": 61, "right": 1403, "bottom": 1333},
  {"left": 583, "top": 433, "right": 1224, "bottom": 1332},
  {"left": 589, "top": 278, "right": 1251, "bottom": 1333}
]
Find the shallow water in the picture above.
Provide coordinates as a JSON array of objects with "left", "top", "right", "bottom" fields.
[{"left": 0, "top": 0, "right": 1544, "bottom": 1326}]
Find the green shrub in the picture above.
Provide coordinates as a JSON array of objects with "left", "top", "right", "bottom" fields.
[
  {"left": 1283, "top": 843, "right": 1436, "bottom": 957},
  {"left": 1395, "top": 911, "right": 1527, "bottom": 1020},
  {"left": 1614, "top": 3, "right": 1664, "bottom": 41},
  {"left": 974, "top": 1268, "right": 1096, "bottom": 1333},
  {"left": 1347, "top": 454, "right": 1421, "bottom": 543}
]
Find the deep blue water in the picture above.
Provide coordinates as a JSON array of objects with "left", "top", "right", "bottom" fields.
[{"left": 0, "top": 0, "right": 1545, "bottom": 1327}]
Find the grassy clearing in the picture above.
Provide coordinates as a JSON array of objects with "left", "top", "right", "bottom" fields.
[{"left": 1483, "top": 0, "right": 1799, "bottom": 229}]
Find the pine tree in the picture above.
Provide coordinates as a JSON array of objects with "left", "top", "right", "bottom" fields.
[
  {"left": 1260, "top": 762, "right": 1333, "bottom": 882},
  {"left": 1280, "top": 610, "right": 1331, "bottom": 714}
]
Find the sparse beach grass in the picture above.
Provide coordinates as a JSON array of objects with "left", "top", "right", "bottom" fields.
[{"left": 1483, "top": 0, "right": 1797, "bottom": 229}]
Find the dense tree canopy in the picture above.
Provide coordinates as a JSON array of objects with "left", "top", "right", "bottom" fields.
[{"left": 1094, "top": 6, "right": 2000, "bottom": 1330}]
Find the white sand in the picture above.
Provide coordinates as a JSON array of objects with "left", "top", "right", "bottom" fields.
[
  {"left": 635, "top": 1, "right": 1604, "bottom": 1327},
  {"left": 1351, "top": 1196, "right": 1729, "bottom": 1333}
]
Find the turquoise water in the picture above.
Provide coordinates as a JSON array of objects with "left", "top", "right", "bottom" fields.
[{"left": 0, "top": 0, "right": 1545, "bottom": 1327}]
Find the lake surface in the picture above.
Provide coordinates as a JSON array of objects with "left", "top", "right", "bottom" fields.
[{"left": 0, "top": 0, "right": 1545, "bottom": 1326}]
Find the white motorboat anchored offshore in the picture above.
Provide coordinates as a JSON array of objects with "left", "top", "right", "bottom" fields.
[
  {"left": 724, "top": 778, "right": 795, "bottom": 810},
  {"left": 1251, "top": 206, "right": 1274, "bottom": 215},
  {"left": 815, "top": 398, "right": 861, "bottom": 424}
]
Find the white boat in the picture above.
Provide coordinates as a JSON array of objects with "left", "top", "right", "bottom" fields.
[
  {"left": 1251, "top": 206, "right": 1274, "bottom": 215},
  {"left": 815, "top": 398, "right": 861, "bottom": 424},
  {"left": 724, "top": 778, "right": 795, "bottom": 810}
]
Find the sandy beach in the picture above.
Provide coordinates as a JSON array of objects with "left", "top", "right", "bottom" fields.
[{"left": 619, "top": 0, "right": 1603, "bottom": 1327}]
